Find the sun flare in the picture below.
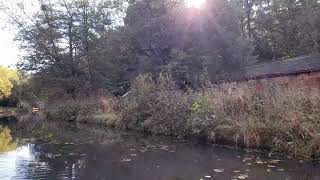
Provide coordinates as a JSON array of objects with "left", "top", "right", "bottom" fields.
[{"left": 185, "top": 0, "right": 206, "bottom": 9}]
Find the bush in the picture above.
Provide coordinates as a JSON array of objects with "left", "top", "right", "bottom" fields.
[
  {"left": 46, "top": 102, "right": 82, "bottom": 121},
  {"left": 120, "top": 73, "right": 193, "bottom": 136}
]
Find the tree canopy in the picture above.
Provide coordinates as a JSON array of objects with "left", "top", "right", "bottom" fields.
[{"left": 0, "top": 66, "right": 18, "bottom": 99}]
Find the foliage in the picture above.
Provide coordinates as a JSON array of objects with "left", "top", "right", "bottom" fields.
[
  {"left": 126, "top": 0, "right": 256, "bottom": 83},
  {"left": 245, "top": 0, "right": 320, "bottom": 60},
  {"left": 119, "top": 73, "right": 191, "bottom": 135},
  {"left": 0, "top": 66, "right": 18, "bottom": 100},
  {"left": 46, "top": 102, "right": 82, "bottom": 121}
]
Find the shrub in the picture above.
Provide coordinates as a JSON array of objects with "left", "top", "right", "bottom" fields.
[
  {"left": 46, "top": 102, "right": 82, "bottom": 121},
  {"left": 119, "top": 73, "right": 194, "bottom": 136}
]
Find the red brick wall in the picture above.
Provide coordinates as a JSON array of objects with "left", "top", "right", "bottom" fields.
[{"left": 235, "top": 71, "right": 320, "bottom": 91}]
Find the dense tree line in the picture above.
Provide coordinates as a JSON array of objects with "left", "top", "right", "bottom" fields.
[{"left": 1, "top": 0, "right": 319, "bottom": 101}]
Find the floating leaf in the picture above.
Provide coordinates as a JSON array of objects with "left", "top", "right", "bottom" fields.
[
  {"left": 242, "top": 158, "right": 252, "bottom": 162},
  {"left": 122, "top": 158, "right": 132, "bottom": 162},
  {"left": 256, "top": 160, "right": 263, "bottom": 164},
  {"left": 267, "top": 165, "right": 276, "bottom": 168},
  {"left": 238, "top": 174, "right": 249, "bottom": 179},
  {"left": 213, "top": 169, "right": 224, "bottom": 173},
  {"left": 269, "top": 160, "right": 281, "bottom": 164}
]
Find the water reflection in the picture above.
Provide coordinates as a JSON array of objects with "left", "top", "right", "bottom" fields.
[
  {"left": 0, "top": 126, "right": 18, "bottom": 153},
  {"left": 0, "top": 116, "right": 319, "bottom": 180}
]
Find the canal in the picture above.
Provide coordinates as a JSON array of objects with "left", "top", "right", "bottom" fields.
[{"left": 0, "top": 115, "right": 319, "bottom": 180}]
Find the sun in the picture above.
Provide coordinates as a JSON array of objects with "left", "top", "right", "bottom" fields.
[{"left": 185, "top": 0, "right": 206, "bottom": 9}]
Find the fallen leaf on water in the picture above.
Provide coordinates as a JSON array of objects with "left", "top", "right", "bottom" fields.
[
  {"left": 269, "top": 160, "right": 281, "bottom": 164},
  {"left": 238, "top": 174, "right": 249, "bottom": 179},
  {"left": 267, "top": 165, "right": 276, "bottom": 168},
  {"left": 161, "top": 146, "right": 169, "bottom": 149},
  {"left": 122, "top": 158, "right": 132, "bottom": 162},
  {"left": 213, "top": 169, "right": 224, "bottom": 173},
  {"left": 242, "top": 158, "right": 252, "bottom": 162}
]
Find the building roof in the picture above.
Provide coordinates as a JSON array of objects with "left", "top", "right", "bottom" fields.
[{"left": 244, "top": 55, "right": 320, "bottom": 79}]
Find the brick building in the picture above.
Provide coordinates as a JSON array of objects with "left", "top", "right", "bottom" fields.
[{"left": 241, "top": 55, "right": 320, "bottom": 89}]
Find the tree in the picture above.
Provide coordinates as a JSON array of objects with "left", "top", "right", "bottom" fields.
[
  {"left": 0, "top": 66, "right": 18, "bottom": 100},
  {"left": 251, "top": 0, "right": 320, "bottom": 60},
  {"left": 3, "top": 0, "right": 129, "bottom": 99},
  {"left": 125, "top": 0, "right": 256, "bottom": 85}
]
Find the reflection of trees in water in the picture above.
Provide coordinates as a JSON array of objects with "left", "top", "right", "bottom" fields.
[
  {"left": 0, "top": 125, "right": 18, "bottom": 152},
  {"left": 0, "top": 116, "right": 18, "bottom": 133}
]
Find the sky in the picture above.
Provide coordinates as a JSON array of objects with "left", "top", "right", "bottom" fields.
[
  {"left": 0, "top": 0, "right": 38, "bottom": 68},
  {"left": 0, "top": 27, "right": 20, "bottom": 67},
  {"left": 0, "top": 0, "right": 21, "bottom": 68}
]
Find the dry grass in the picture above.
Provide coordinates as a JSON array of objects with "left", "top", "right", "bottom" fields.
[{"left": 117, "top": 73, "right": 320, "bottom": 159}]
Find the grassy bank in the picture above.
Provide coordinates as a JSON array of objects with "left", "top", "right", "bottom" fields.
[{"left": 45, "top": 73, "right": 320, "bottom": 160}]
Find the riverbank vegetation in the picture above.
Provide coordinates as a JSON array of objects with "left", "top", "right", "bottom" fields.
[
  {"left": 1, "top": 0, "right": 320, "bottom": 159},
  {"left": 117, "top": 74, "right": 320, "bottom": 159}
]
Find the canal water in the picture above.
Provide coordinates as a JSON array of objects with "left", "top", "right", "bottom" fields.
[{"left": 0, "top": 115, "right": 319, "bottom": 180}]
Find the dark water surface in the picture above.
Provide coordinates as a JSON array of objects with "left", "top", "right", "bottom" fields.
[{"left": 0, "top": 116, "right": 319, "bottom": 180}]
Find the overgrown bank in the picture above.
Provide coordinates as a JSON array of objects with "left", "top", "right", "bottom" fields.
[{"left": 45, "top": 73, "right": 320, "bottom": 160}]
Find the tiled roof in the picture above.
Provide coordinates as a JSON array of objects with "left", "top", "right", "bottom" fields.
[{"left": 244, "top": 55, "right": 320, "bottom": 79}]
